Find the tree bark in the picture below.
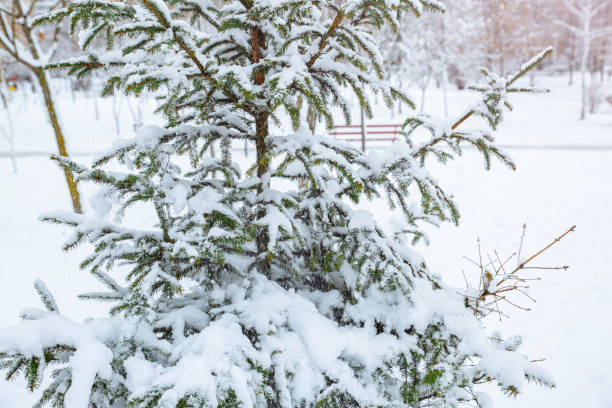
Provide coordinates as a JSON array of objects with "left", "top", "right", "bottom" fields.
[
  {"left": 13, "top": 0, "right": 82, "bottom": 213},
  {"left": 0, "top": 65, "right": 17, "bottom": 173},
  {"left": 569, "top": 39, "right": 575, "bottom": 86},
  {"left": 252, "top": 23, "right": 271, "bottom": 278},
  {"left": 580, "top": 35, "right": 590, "bottom": 121},
  {"left": 419, "top": 72, "right": 432, "bottom": 114},
  {"left": 255, "top": 111, "right": 270, "bottom": 277},
  {"left": 36, "top": 69, "right": 82, "bottom": 213},
  {"left": 441, "top": 70, "right": 449, "bottom": 117},
  {"left": 307, "top": 105, "right": 316, "bottom": 134}
]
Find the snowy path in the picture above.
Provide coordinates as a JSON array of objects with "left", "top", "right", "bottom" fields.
[{"left": 1, "top": 77, "right": 611, "bottom": 406}]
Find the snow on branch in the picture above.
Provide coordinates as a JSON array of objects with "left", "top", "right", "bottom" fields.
[
  {"left": 33, "top": 279, "right": 59, "bottom": 313},
  {"left": 406, "top": 47, "right": 553, "bottom": 168}
]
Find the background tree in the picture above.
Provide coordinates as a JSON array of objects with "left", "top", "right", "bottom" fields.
[
  {"left": 473, "top": 0, "right": 535, "bottom": 77},
  {"left": 556, "top": 0, "right": 612, "bottom": 119},
  {"left": 0, "top": 0, "right": 82, "bottom": 212},
  {"left": 381, "top": 11, "right": 454, "bottom": 115},
  {"left": 0, "top": 59, "right": 17, "bottom": 172}
]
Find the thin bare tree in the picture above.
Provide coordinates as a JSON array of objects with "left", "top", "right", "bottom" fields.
[
  {"left": 556, "top": 0, "right": 612, "bottom": 119},
  {"left": 0, "top": 0, "right": 82, "bottom": 212}
]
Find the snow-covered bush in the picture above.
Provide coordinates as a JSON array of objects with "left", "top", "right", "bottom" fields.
[
  {"left": 588, "top": 80, "right": 606, "bottom": 113},
  {"left": 0, "top": 1, "right": 556, "bottom": 407}
]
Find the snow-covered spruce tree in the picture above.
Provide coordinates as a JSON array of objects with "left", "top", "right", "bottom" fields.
[{"left": 0, "top": 1, "right": 554, "bottom": 407}]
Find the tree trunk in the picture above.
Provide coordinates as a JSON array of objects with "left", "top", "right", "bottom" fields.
[
  {"left": 112, "top": 93, "right": 122, "bottom": 135},
  {"left": 360, "top": 105, "right": 366, "bottom": 152},
  {"left": 36, "top": 69, "right": 82, "bottom": 213},
  {"left": 441, "top": 70, "right": 449, "bottom": 117},
  {"left": 569, "top": 40, "right": 575, "bottom": 86},
  {"left": 580, "top": 36, "right": 590, "bottom": 121},
  {"left": 398, "top": 78, "right": 403, "bottom": 115},
  {"left": 307, "top": 105, "right": 316, "bottom": 134},
  {"left": 419, "top": 72, "right": 431, "bottom": 114},
  {"left": 255, "top": 110, "right": 270, "bottom": 278},
  {"left": 14, "top": 0, "right": 82, "bottom": 213},
  {"left": 0, "top": 65, "right": 17, "bottom": 173},
  {"left": 252, "top": 23, "right": 271, "bottom": 278},
  {"left": 93, "top": 96, "right": 100, "bottom": 121}
]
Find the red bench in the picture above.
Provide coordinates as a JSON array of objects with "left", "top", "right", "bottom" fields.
[{"left": 330, "top": 124, "right": 401, "bottom": 144}]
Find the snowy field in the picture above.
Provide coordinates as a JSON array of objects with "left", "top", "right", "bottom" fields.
[{"left": 1, "top": 77, "right": 611, "bottom": 406}]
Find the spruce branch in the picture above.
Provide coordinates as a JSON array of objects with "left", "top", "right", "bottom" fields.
[
  {"left": 306, "top": 9, "right": 345, "bottom": 70},
  {"left": 33, "top": 280, "right": 59, "bottom": 313},
  {"left": 450, "top": 46, "right": 553, "bottom": 132}
]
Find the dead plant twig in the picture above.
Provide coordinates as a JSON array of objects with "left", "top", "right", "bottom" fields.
[{"left": 462, "top": 224, "right": 575, "bottom": 319}]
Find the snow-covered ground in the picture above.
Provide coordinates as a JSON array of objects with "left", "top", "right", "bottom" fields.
[{"left": 1, "top": 76, "right": 611, "bottom": 406}]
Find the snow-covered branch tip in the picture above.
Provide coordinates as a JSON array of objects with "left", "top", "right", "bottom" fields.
[
  {"left": 451, "top": 46, "right": 553, "bottom": 131},
  {"left": 33, "top": 279, "right": 59, "bottom": 313},
  {"left": 404, "top": 46, "right": 553, "bottom": 173},
  {"left": 505, "top": 46, "right": 554, "bottom": 88}
]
